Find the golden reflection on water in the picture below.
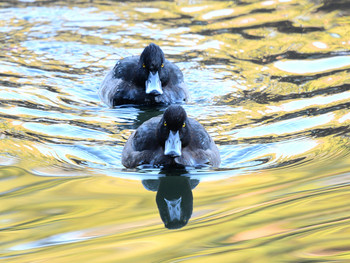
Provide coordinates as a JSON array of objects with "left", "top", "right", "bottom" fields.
[
  {"left": 1, "top": 0, "right": 350, "bottom": 262},
  {"left": 3, "top": 161, "right": 350, "bottom": 262}
]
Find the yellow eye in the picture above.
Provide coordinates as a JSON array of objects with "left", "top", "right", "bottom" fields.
[
  {"left": 164, "top": 122, "right": 167, "bottom": 127},
  {"left": 143, "top": 64, "right": 146, "bottom": 68},
  {"left": 182, "top": 122, "right": 186, "bottom": 128},
  {"left": 161, "top": 63, "right": 164, "bottom": 68}
]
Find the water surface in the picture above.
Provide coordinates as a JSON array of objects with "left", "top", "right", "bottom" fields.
[{"left": 1, "top": 0, "right": 350, "bottom": 262}]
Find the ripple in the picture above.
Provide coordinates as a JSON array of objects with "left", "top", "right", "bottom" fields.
[
  {"left": 10, "top": 230, "right": 96, "bottom": 251},
  {"left": 274, "top": 56, "right": 350, "bottom": 74},
  {"left": 1, "top": 1, "right": 350, "bottom": 262},
  {"left": 230, "top": 113, "right": 334, "bottom": 139}
]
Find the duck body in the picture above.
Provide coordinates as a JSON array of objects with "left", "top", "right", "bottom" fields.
[
  {"left": 99, "top": 43, "right": 188, "bottom": 107},
  {"left": 122, "top": 105, "right": 220, "bottom": 168}
]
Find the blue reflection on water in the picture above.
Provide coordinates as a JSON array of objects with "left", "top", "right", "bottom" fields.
[
  {"left": 274, "top": 56, "right": 350, "bottom": 74},
  {"left": 10, "top": 231, "right": 95, "bottom": 251}
]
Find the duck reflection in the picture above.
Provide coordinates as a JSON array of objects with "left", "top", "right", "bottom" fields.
[
  {"left": 142, "top": 170, "right": 199, "bottom": 229},
  {"left": 132, "top": 105, "right": 165, "bottom": 129}
]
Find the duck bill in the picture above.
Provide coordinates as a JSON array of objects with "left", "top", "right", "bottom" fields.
[
  {"left": 164, "top": 130, "right": 181, "bottom": 157},
  {"left": 145, "top": 71, "right": 163, "bottom": 95},
  {"left": 164, "top": 197, "right": 182, "bottom": 221}
]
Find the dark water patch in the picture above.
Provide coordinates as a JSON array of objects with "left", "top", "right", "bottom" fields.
[
  {"left": 315, "top": 0, "right": 350, "bottom": 13},
  {"left": 220, "top": 84, "right": 350, "bottom": 105},
  {"left": 264, "top": 157, "right": 308, "bottom": 170},
  {"left": 310, "top": 125, "right": 350, "bottom": 138},
  {"left": 263, "top": 84, "right": 350, "bottom": 103},
  {"left": 200, "top": 20, "right": 324, "bottom": 37},
  {"left": 246, "top": 104, "right": 350, "bottom": 132},
  {"left": 1, "top": 100, "right": 67, "bottom": 112},
  {"left": 228, "top": 50, "right": 350, "bottom": 67},
  {"left": 141, "top": 14, "right": 194, "bottom": 25},
  {"left": 272, "top": 69, "right": 350, "bottom": 85},
  {"left": 0, "top": 80, "right": 22, "bottom": 88},
  {"left": 60, "top": 98, "right": 97, "bottom": 107},
  {"left": 249, "top": 8, "right": 275, "bottom": 14}
]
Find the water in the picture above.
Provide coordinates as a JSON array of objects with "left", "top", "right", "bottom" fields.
[{"left": 1, "top": 0, "right": 350, "bottom": 262}]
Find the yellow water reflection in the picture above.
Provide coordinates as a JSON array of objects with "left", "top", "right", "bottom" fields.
[
  {"left": 2, "top": 158, "right": 350, "bottom": 262},
  {"left": 1, "top": 0, "right": 350, "bottom": 262}
]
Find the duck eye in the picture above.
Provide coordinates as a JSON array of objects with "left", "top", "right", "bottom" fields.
[
  {"left": 143, "top": 63, "right": 146, "bottom": 68},
  {"left": 161, "top": 63, "right": 164, "bottom": 68},
  {"left": 164, "top": 122, "right": 167, "bottom": 127},
  {"left": 182, "top": 122, "right": 186, "bottom": 128}
]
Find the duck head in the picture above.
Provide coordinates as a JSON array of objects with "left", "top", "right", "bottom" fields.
[
  {"left": 139, "top": 43, "right": 167, "bottom": 96},
  {"left": 157, "top": 105, "right": 191, "bottom": 158}
]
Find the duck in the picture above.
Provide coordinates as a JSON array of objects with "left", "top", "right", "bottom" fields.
[
  {"left": 99, "top": 43, "right": 189, "bottom": 107},
  {"left": 122, "top": 105, "right": 220, "bottom": 168},
  {"left": 143, "top": 175, "right": 199, "bottom": 229}
]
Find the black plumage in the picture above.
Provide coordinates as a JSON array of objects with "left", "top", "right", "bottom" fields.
[
  {"left": 99, "top": 43, "right": 189, "bottom": 107},
  {"left": 122, "top": 105, "right": 220, "bottom": 168}
]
